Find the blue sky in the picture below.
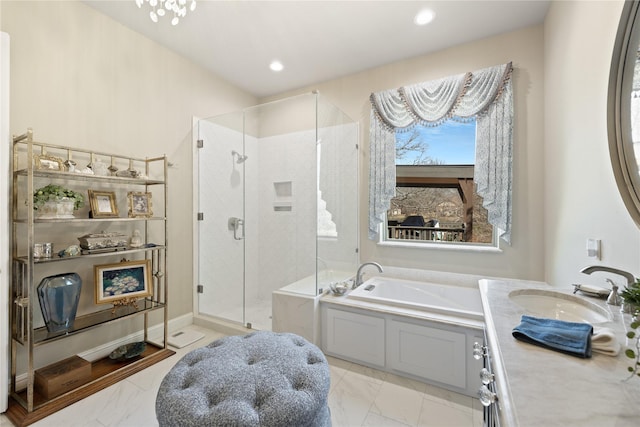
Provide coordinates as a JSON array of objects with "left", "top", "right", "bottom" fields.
[{"left": 395, "top": 119, "right": 476, "bottom": 165}]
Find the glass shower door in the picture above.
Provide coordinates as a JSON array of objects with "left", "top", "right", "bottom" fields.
[
  {"left": 197, "top": 115, "right": 245, "bottom": 324},
  {"left": 195, "top": 93, "right": 358, "bottom": 333}
]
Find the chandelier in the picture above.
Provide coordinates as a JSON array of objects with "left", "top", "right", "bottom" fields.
[{"left": 135, "top": 0, "right": 197, "bottom": 26}]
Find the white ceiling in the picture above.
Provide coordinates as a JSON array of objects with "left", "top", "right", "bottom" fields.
[{"left": 84, "top": 0, "right": 550, "bottom": 98}]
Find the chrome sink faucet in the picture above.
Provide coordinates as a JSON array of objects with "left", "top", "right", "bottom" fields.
[
  {"left": 580, "top": 265, "right": 635, "bottom": 306},
  {"left": 353, "top": 262, "right": 383, "bottom": 289},
  {"left": 605, "top": 279, "right": 622, "bottom": 306}
]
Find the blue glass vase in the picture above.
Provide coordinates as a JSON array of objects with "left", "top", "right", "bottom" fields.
[{"left": 37, "top": 272, "right": 82, "bottom": 333}]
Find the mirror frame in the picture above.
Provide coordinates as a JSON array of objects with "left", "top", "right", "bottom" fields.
[{"left": 608, "top": 0, "right": 640, "bottom": 227}]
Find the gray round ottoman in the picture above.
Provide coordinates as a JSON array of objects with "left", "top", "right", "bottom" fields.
[{"left": 156, "top": 331, "right": 331, "bottom": 427}]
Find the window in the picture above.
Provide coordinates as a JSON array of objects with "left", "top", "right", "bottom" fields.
[
  {"left": 368, "top": 62, "right": 513, "bottom": 244},
  {"left": 385, "top": 119, "right": 495, "bottom": 245}
]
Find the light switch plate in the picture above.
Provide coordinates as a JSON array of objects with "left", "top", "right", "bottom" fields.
[{"left": 587, "top": 239, "right": 601, "bottom": 259}]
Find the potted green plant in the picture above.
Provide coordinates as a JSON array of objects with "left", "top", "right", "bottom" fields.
[
  {"left": 33, "top": 184, "right": 84, "bottom": 219},
  {"left": 626, "top": 317, "right": 640, "bottom": 380},
  {"left": 624, "top": 278, "right": 640, "bottom": 380},
  {"left": 621, "top": 279, "right": 640, "bottom": 314}
]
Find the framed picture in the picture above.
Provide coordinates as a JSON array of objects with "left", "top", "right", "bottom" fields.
[
  {"left": 88, "top": 190, "right": 119, "bottom": 218},
  {"left": 34, "top": 154, "right": 65, "bottom": 171},
  {"left": 127, "top": 191, "right": 153, "bottom": 218},
  {"left": 94, "top": 259, "right": 152, "bottom": 305}
]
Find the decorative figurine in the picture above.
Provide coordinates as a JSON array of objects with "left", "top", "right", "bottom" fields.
[
  {"left": 130, "top": 230, "right": 143, "bottom": 248},
  {"left": 90, "top": 158, "right": 108, "bottom": 176},
  {"left": 64, "top": 159, "right": 76, "bottom": 172},
  {"left": 58, "top": 245, "right": 81, "bottom": 258}
]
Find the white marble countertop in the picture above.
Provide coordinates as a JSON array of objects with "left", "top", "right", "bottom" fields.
[{"left": 479, "top": 279, "right": 640, "bottom": 426}]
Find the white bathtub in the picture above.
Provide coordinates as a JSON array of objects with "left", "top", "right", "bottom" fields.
[{"left": 347, "top": 276, "right": 483, "bottom": 321}]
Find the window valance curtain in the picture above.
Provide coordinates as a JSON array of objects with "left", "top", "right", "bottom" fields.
[{"left": 368, "top": 62, "right": 514, "bottom": 243}]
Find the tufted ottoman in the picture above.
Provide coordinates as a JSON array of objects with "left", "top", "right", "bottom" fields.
[{"left": 156, "top": 331, "right": 331, "bottom": 427}]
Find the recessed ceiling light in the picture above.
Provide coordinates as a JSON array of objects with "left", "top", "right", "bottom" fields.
[
  {"left": 414, "top": 9, "right": 435, "bottom": 26},
  {"left": 270, "top": 60, "right": 284, "bottom": 72}
]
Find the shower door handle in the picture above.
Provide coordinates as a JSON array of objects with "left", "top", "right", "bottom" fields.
[{"left": 228, "top": 217, "right": 244, "bottom": 240}]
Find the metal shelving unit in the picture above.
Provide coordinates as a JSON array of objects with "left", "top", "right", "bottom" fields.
[{"left": 7, "top": 129, "right": 174, "bottom": 426}]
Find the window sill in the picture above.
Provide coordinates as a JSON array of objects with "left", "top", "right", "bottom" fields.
[{"left": 376, "top": 239, "right": 502, "bottom": 253}]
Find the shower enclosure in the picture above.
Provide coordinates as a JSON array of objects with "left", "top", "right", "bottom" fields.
[{"left": 194, "top": 92, "right": 358, "bottom": 331}]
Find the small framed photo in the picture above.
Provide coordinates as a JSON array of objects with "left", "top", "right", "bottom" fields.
[
  {"left": 88, "top": 190, "right": 119, "bottom": 218},
  {"left": 127, "top": 192, "right": 153, "bottom": 218},
  {"left": 34, "top": 154, "right": 65, "bottom": 171},
  {"left": 94, "top": 259, "right": 152, "bottom": 305}
]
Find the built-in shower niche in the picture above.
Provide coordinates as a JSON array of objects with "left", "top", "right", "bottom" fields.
[
  {"left": 194, "top": 92, "right": 359, "bottom": 342},
  {"left": 273, "top": 181, "right": 292, "bottom": 212}
]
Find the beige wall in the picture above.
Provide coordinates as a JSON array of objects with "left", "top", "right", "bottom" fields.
[
  {"left": 544, "top": 1, "right": 640, "bottom": 287},
  {"left": 265, "top": 25, "right": 546, "bottom": 281},
  {"left": 0, "top": 0, "right": 257, "bottom": 339}
]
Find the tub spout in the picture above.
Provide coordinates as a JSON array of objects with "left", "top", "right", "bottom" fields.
[{"left": 354, "top": 262, "right": 383, "bottom": 289}]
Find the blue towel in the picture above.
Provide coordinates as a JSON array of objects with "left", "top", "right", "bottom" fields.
[{"left": 512, "top": 315, "right": 593, "bottom": 358}]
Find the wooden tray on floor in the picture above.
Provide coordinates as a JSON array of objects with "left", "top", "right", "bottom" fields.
[{"left": 6, "top": 344, "right": 175, "bottom": 427}]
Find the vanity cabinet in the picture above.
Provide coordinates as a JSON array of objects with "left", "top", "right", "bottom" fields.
[{"left": 7, "top": 130, "right": 174, "bottom": 426}]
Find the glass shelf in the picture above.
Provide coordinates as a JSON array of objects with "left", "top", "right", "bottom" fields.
[
  {"left": 14, "top": 169, "right": 165, "bottom": 185},
  {"left": 13, "top": 216, "right": 166, "bottom": 224},
  {"left": 12, "top": 245, "right": 166, "bottom": 264},
  {"left": 14, "top": 299, "right": 166, "bottom": 347}
]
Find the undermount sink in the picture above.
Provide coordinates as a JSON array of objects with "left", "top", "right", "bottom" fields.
[{"left": 508, "top": 289, "right": 613, "bottom": 324}]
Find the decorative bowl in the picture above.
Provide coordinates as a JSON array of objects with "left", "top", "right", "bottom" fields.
[
  {"left": 329, "top": 281, "right": 349, "bottom": 295},
  {"left": 109, "top": 342, "right": 146, "bottom": 361}
]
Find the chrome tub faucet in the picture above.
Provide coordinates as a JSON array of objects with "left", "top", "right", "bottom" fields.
[{"left": 353, "top": 262, "right": 383, "bottom": 289}]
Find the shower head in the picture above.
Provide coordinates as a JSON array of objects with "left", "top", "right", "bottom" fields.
[{"left": 231, "top": 150, "right": 248, "bottom": 164}]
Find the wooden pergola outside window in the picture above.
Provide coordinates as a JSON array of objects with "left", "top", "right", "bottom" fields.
[{"left": 392, "top": 165, "right": 476, "bottom": 242}]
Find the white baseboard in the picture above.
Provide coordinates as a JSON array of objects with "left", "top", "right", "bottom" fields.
[
  {"left": 14, "top": 313, "right": 194, "bottom": 391},
  {"left": 80, "top": 312, "right": 194, "bottom": 361}
]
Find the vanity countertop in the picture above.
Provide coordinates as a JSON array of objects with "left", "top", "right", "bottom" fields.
[{"left": 479, "top": 279, "right": 640, "bottom": 427}]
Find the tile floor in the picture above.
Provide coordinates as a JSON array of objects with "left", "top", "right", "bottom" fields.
[{"left": 0, "top": 325, "right": 482, "bottom": 427}]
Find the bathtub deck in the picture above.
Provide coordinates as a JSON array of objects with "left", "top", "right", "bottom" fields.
[{"left": 321, "top": 292, "right": 484, "bottom": 330}]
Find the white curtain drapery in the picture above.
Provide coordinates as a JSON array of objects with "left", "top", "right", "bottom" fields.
[{"left": 368, "top": 62, "right": 513, "bottom": 243}]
